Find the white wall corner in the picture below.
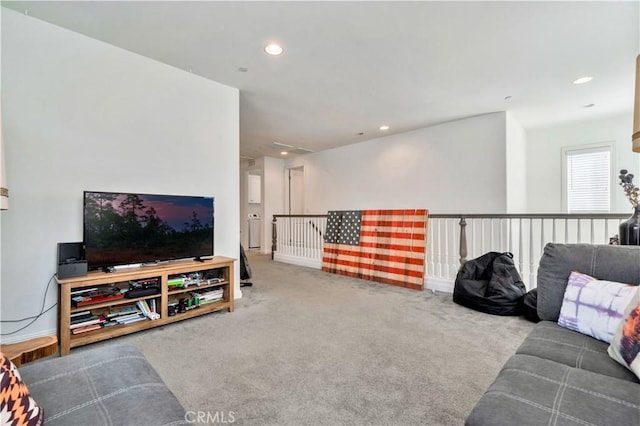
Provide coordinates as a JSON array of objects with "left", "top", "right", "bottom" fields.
[{"left": 505, "top": 112, "right": 527, "bottom": 213}]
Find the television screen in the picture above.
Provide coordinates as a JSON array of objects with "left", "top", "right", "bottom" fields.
[{"left": 84, "top": 191, "right": 214, "bottom": 270}]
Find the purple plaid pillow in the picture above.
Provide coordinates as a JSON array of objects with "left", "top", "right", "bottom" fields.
[{"left": 558, "top": 271, "right": 639, "bottom": 343}]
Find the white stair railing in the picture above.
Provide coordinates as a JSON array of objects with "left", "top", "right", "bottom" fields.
[
  {"left": 272, "top": 215, "right": 327, "bottom": 269},
  {"left": 427, "top": 214, "right": 629, "bottom": 291},
  {"left": 271, "top": 213, "right": 631, "bottom": 292}
]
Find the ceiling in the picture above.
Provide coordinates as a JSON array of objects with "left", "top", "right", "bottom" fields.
[{"left": 2, "top": 1, "right": 639, "bottom": 159}]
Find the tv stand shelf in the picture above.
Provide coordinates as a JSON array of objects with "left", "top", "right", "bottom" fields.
[{"left": 57, "top": 256, "right": 235, "bottom": 356}]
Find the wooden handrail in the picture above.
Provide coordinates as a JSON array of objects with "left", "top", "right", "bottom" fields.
[
  {"left": 273, "top": 214, "right": 329, "bottom": 218},
  {"left": 429, "top": 213, "right": 630, "bottom": 219}
]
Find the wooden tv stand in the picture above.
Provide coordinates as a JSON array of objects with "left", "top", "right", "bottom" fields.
[{"left": 56, "top": 256, "right": 235, "bottom": 356}]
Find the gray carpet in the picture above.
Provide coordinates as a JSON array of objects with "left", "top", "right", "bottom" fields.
[{"left": 82, "top": 252, "right": 535, "bottom": 425}]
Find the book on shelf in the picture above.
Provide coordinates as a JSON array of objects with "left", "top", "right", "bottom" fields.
[
  {"left": 70, "top": 310, "right": 93, "bottom": 321},
  {"left": 70, "top": 314, "right": 109, "bottom": 329},
  {"left": 115, "top": 314, "right": 146, "bottom": 325},
  {"left": 136, "top": 300, "right": 160, "bottom": 320},
  {"left": 70, "top": 315, "right": 103, "bottom": 328},
  {"left": 70, "top": 288, "right": 98, "bottom": 295},
  {"left": 199, "top": 297, "right": 223, "bottom": 305},
  {"left": 72, "top": 287, "right": 124, "bottom": 307},
  {"left": 71, "top": 323, "right": 102, "bottom": 334},
  {"left": 106, "top": 305, "right": 139, "bottom": 317}
]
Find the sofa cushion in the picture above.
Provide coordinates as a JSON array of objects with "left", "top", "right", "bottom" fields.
[
  {"left": 18, "top": 344, "right": 187, "bottom": 426},
  {"left": 516, "top": 321, "right": 639, "bottom": 383},
  {"left": 537, "top": 244, "right": 640, "bottom": 322},
  {"left": 465, "top": 354, "right": 640, "bottom": 426},
  {"left": 608, "top": 289, "right": 640, "bottom": 379},
  {"left": 557, "top": 271, "right": 638, "bottom": 343}
]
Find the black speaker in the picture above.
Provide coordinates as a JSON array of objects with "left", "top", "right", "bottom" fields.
[{"left": 57, "top": 242, "right": 87, "bottom": 279}]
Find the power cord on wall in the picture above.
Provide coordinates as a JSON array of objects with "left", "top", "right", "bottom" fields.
[{"left": 0, "top": 274, "right": 57, "bottom": 336}]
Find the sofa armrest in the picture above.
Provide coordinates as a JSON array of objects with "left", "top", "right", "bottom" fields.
[{"left": 18, "top": 344, "right": 187, "bottom": 426}]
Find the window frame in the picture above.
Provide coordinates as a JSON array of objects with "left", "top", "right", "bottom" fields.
[{"left": 561, "top": 142, "right": 614, "bottom": 214}]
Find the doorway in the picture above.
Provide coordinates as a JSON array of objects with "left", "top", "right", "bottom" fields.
[{"left": 288, "top": 166, "right": 304, "bottom": 215}]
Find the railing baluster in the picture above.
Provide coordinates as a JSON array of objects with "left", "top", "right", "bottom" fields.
[
  {"left": 508, "top": 218, "right": 513, "bottom": 253},
  {"left": 425, "top": 218, "right": 438, "bottom": 275},
  {"left": 481, "top": 219, "right": 485, "bottom": 255},
  {"left": 459, "top": 217, "right": 467, "bottom": 267},
  {"left": 577, "top": 219, "right": 582, "bottom": 243},
  {"left": 437, "top": 219, "right": 443, "bottom": 278},
  {"left": 444, "top": 219, "right": 450, "bottom": 278},
  {"left": 518, "top": 218, "right": 524, "bottom": 274},
  {"left": 471, "top": 218, "right": 476, "bottom": 261},
  {"left": 489, "top": 219, "right": 496, "bottom": 250},
  {"left": 528, "top": 219, "right": 534, "bottom": 289}
]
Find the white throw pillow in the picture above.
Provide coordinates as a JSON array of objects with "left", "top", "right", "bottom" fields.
[
  {"left": 557, "top": 271, "right": 638, "bottom": 343},
  {"left": 607, "top": 290, "right": 640, "bottom": 379}
]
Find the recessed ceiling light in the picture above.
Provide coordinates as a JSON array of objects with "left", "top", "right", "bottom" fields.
[
  {"left": 573, "top": 76, "right": 593, "bottom": 85},
  {"left": 582, "top": 103, "right": 595, "bottom": 108},
  {"left": 280, "top": 151, "right": 288, "bottom": 155},
  {"left": 265, "top": 43, "right": 283, "bottom": 56},
  {"left": 379, "top": 125, "right": 390, "bottom": 131}
]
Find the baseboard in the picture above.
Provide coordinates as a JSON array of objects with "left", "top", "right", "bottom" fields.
[
  {"left": 425, "top": 276, "right": 454, "bottom": 293},
  {"left": 273, "top": 254, "right": 322, "bottom": 270},
  {"left": 0, "top": 327, "right": 58, "bottom": 345}
]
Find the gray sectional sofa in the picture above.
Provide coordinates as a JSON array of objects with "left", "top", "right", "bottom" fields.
[
  {"left": 18, "top": 344, "right": 187, "bottom": 425},
  {"left": 466, "top": 243, "right": 640, "bottom": 425}
]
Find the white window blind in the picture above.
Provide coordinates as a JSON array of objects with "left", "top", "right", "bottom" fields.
[{"left": 565, "top": 147, "right": 611, "bottom": 213}]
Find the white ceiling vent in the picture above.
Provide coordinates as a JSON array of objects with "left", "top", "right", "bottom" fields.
[{"left": 272, "top": 142, "right": 314, "bottom": 155}]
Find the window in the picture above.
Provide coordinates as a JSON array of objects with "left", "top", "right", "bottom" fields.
[{"left": 562, "top": 145, "right": 612, "bottom": 213}]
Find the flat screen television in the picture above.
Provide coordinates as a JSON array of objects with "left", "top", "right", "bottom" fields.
[{"left": 83, "top": 191, "right": 214, "bottom": 270}]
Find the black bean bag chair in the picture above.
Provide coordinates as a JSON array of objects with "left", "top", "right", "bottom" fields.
[
  {"left": 522, "top": 288, "right": 541, "bottom": 322},
  {"left": 453, "top": 252, "right": 527, "bottom": 316}
]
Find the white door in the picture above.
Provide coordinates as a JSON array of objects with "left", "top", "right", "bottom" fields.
[{"left": 288, "top": 167, "right": 304, "bottom": 214}]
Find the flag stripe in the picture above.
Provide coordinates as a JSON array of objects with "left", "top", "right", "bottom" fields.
[
  {"left": 321, "top": 257, "right": 425, "bottom": 279},
  {"left": 364, "top": 209, "right": 428, "bottom": 216},
  {"left": 323, "top": 246, "right": 425, "bottom": 265},
  {"left": 321, "top": 254, "right": 425, "bottom": 275},
  {"left": 360, "top": 230, "right": 425, "bottom": 240},
  {"left": 357, "top": 241, "right": 425, "bottom": 253},
  {"left": 360, "top": 220, "right": 426, "bottom": 227}
]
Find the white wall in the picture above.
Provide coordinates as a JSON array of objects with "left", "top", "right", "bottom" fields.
[
  {"left": 1, "top": 9, "right": 240, "bottom": 341},
  {"left": 262, "top": 157, "right": 285, "bottom": 254},
  {"left": 526, "top": 113, "right": 638, "bottom": 213},
  {"left": 286, "top": 112, "right": 508, "bottom": 214},
  {"left": 505, "top": 112, "right": 527, "bottom": 213}
]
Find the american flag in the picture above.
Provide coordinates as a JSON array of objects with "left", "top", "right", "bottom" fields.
[{"left": 322, "top": 209, "right": 428, "bottom": 290}]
